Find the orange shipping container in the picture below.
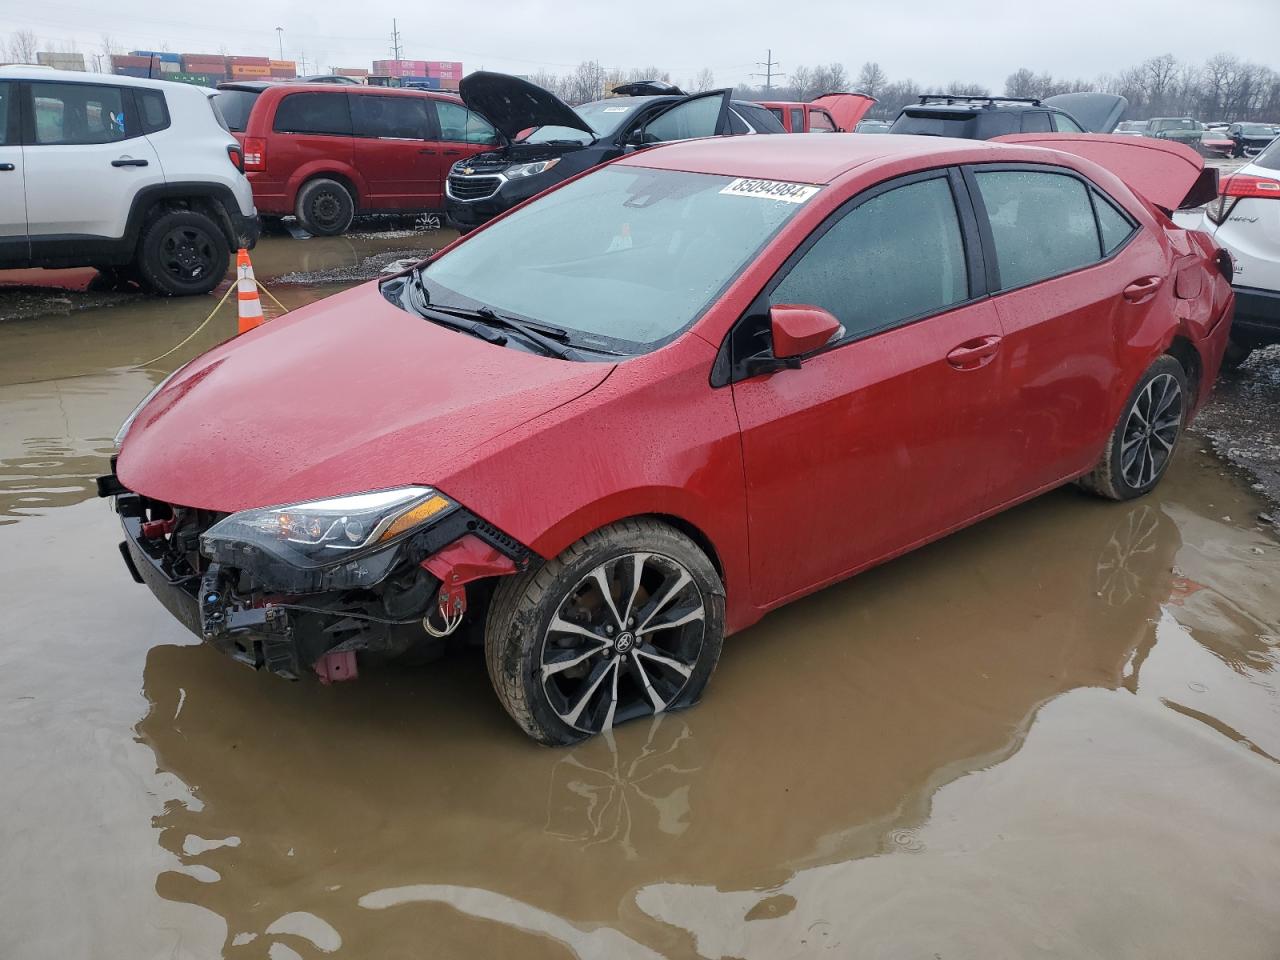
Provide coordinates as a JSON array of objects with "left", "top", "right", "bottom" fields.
[{"left": 230, "top": 64, "right": 271, "bottom": 77}]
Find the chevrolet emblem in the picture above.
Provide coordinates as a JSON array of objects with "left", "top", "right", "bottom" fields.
[{"left": 461, "top": 167, "right": 475, "bottom": 175}]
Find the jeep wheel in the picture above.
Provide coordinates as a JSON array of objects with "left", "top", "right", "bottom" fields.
[
  {"left": 485, "top": 519, "right": 725, "bottom": 745},
  {"left": 136, "top": 210, "right": 230, "bottom": 297},
  {"left": 295, "top": 178, "right": 355, "bottom": 236}
]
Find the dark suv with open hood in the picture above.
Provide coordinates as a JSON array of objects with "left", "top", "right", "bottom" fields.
[{"left": 445, "top": 74, "right": 785, "bottom": 230}]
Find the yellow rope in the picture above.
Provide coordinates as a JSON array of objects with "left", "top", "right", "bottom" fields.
[
  {"left": 135, "top": 277, "right": 291, "bottom": 369},
  {"left": 136, "top": 282, "right": 235, "bottom": 368}
]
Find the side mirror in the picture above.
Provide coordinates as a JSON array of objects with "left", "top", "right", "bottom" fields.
[{"left": 771, "top": 304, "right": 842, "bottom": 359}]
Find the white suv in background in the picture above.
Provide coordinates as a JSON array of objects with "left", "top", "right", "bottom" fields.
[
  {"left": 1177, "top": 138, "right": 1280, "bottom": 366},
  {"left": 0, "top": 67, "right": 258, "bottom": 296}
]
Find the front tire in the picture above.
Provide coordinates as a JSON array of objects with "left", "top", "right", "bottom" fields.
[
  {"left": 1079, "top": 355, "right": 1188, "bottom": 501},
  {"left": 295, "top": 178, "right": 355, "bottom": 236},
  {"left": 485, "top": 519, "right": 725, "bottom": 745},
  {"left": 136, "top": 210, "right": 230, "bottom": 296}
]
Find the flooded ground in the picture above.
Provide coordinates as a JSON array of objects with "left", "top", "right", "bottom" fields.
[{"left": 2, "top": 231, "right": 1279, "bottom": 959}]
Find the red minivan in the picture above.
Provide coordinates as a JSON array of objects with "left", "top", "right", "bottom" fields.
[{"left": 214, "top": 82, "right": 498, "bottom": 235}]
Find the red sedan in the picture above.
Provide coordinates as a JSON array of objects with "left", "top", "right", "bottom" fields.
[{"left": 105, "top": 133, "right": 1234, "bottom": 744}]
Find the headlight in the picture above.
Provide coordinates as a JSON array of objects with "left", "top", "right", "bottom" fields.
[
  {"left": 201, "top": 486, "right": 455, "bottom": 572},
  {"left": 115, "top": 362, "right": 192, "bottom": 448},
  {"left": 506, "top": 158, "right": 560, "bottom": 179}
]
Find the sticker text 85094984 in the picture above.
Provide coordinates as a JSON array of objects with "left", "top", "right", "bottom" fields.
[{"left": 719, "top": 178, "right": 819, "bottom": 203}]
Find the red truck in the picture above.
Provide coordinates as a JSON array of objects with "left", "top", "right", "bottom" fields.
[{"left": 756, "top": 93, "right": 877, "bottom": 133}]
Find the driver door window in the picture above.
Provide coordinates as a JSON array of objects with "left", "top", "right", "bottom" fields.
[{"left": 641, "top": 91, "right": 729, "bottom": 144}]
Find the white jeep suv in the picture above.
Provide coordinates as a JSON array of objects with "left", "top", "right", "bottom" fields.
[
  {"left": 0, "top": 67, "right": 258, "bottom": 296},
  {"left": 1176, "top": 138, "right": 1280, "bottom": 366}
]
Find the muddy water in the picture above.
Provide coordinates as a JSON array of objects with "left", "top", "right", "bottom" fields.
[{"left": 2, "top": 234, "right": 1279, "bottom": 959}]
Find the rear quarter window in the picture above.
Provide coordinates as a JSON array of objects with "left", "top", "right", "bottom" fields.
[
  {"left": 214, "top": 90, "right": 260, "bottom": 132},
  {"left": 273, "top": 92, "right": 352, "bottom": 136},
  {"left": 137, "top": 89, "right": 170, "bottom": 134}
]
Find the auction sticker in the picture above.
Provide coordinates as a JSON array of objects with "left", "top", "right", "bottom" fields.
[{"left": 720, "top": 178, "right": 819, "bottom": 203}]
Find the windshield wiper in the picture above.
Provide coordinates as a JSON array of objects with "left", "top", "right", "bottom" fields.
[
  {"left": 401, "top": 276, "right": 507, "bottom": 347},
  {"left": 429, "top": 302, "right": 584, "bottom": 361}
]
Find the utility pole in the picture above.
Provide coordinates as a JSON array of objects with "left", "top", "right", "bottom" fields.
[
  {"left": 752, "top": 48, "right": 782, "bottom": 93},
  {"left": 275, "top": 27, "right": 284, "bottom": 61},
  {"left": 390, "top": 19, "right": 403, "bottom": 61}
]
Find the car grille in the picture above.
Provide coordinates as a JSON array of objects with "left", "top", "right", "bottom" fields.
[{"left": 448, "top": 174, "right": 502, "bottom": 201}]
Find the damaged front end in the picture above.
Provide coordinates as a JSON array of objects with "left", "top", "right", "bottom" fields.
[{"left": 99, "top": 466, "right": 530, "bottom": 682}]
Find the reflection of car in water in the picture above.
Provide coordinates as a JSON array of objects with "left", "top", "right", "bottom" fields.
[
  {"left": 107, "top": 131, "right": 1233, "bottom": 746},
  {"left": 134, "top": 491, "right": 1190, "bottom": 954}
]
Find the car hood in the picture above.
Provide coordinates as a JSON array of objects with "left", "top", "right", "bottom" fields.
[
  {"left": 1043, "top": 93, "right": 1128, "bottom": 133},
  {"left": 811, "top": 93, "right": 877, "bottom": 131},
  {"left": 459, "top": 71, "right": 594, "bottom": 141},
  {"left": 116, "top": 282, "right": 614, "bottom": 512},
  {"left": 995, "top": 133, "right": 1217, "bottom": 211}
]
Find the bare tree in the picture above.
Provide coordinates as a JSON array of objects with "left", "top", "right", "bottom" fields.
[
  {"left": 856, "top": 61, "right": 887, "bottom": 98},
  {"left": 8, "top": 29, "right": 38, "bottom": 63},
  {"left": 1005, "top": 67, "right": 1037, "bottom": 98},
  {"left": 690, "top": 67, "right": 715, "bottom": 93},
  {"left": 810, "top": 63, "right": 849, "bottom": 96},
  {"left": 563, "top": 60, "right": 606, "bottom": 106}
]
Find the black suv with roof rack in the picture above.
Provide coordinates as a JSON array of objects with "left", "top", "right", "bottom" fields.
[{"left": 888, "top": 93, "right": 1127, "bottom": 139}]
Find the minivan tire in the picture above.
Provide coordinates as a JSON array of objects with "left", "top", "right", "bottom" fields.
[
  {"left": 295, "top": 178, "right": 355, "bottom": 236},
  {"left": 1079, "top": 355, "right": 1188, "bottom": 501},
  {"left": 484, "top": 519, "right": 725, "bottom": 746},
  {"left": 136, "top": 209, "right": 230, "bottom": 297}
]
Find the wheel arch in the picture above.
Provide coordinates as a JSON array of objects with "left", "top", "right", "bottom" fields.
[
  {"left": 289, "top": 166, "right": 363, "bottom": 211},
  {"left": 1164, "top": 334, "right": 1202, "bottom": 409}
]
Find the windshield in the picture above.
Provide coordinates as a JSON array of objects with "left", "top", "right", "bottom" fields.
[
  {"left": 1239, "top": 124, "right": 1274, "bottom": 136},
  {"left": 421, "top": 166, "right": 810, "bottom": 352},
  {"left": 521, "top": 98, "right": 645, "bottom": 144},
  {"left": 214, "top": 89, "right": 259, "bottom": 132}
]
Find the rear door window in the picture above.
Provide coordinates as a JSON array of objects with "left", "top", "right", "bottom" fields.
[
  {"left": 974, "top": 169, "right": 1103, "bottom": 289},
  {"left": 1020, "top": 111, "right": 1052, "bottom": 133},
  {"left": 273, "top": 92, "right": 352, "bottom": 136},
  {"left": 789, "top": 107, "right": 804, "bottom": 132},
  {"left": 352, "top": 95, "right": 434, "bottom": 139},
  {"left": 30, "top": 82, "right": 130, "bottom": 145},
  {"left": 433, "top": 101, "right": 499, "bottom": 144},
  {"left": 136, "top": 89, "right": 170, "bottom": 134},
  {"left": 769, "top": 175, "right": 969, "bottom": 342}
]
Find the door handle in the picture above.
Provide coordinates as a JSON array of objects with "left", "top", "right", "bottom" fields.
[
  {"left": 111, "top": 158, "right": 148, "bottom": 167},
  {"left": 418, "top": 148, "right": 436, "bottom": 155},
  {"left": 443, "top": 150, "right": 462, "bottom": 156},
  {"left": 0, "top": 163, "right": 14, "bottom": 172},
  {"left": 946, "top": 335, "right": 1002, "bottom": 370},
  {"left": 1123, "top": 276, "right": 1162, "bottom": 302}
]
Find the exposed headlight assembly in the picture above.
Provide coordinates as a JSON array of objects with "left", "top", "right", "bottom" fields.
[
  {"left": 505, "top": 158, "right": 560, "bottom": 179},
  {"left": 201, "top": 487, "right": 457, "bottom": 591}
]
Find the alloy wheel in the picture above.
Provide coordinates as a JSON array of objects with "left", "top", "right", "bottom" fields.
[
  {"left": 539, "top": 552, "right": 706, "bottom": 735},
  {"left": 1121, "top": 373, "right": 1182, "bottom": 489}
]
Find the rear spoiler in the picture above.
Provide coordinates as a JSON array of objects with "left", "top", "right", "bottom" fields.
[{"left": 993, "top": 133, "right": 1218, "bottom": 213}]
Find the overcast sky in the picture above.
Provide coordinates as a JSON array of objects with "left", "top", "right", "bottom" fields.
[{"left": 3, "top": 0, "right": 1276, "bottom": 91}]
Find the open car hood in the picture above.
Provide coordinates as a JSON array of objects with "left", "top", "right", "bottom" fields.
[
  {"left": 994, "top": 133, "right": 1219, "bottom": 212},
  {"left": 116, "top": 282, "right": 613, "bottom": 512},
  {"left": 811, "top": 93, "right": 877, "bottom": 131},
  {"left": 1043, "top": 93, "right": 1128, "bottom": 133},
  {"left": 459, "top": 71, "right": 594, "bottom": 141}
]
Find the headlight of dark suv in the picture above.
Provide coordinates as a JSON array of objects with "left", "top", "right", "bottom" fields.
[{"left": 505, "top": 158, "right": 561, "bottom": 179}]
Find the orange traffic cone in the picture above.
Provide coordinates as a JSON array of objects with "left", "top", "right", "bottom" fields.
[{"left": 236, "top": 248, "right": 265, "bottom": 334}]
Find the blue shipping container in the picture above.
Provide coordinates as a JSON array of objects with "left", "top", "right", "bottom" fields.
[
  {"left": 131, "top": 50, "right": 181, "bottom": 63},
  {"left": 401, "top": 76, "right": 441, "bottom": 90}
]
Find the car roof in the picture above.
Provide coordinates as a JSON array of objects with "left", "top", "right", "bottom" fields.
[
  {"left": 0, "top": 65, "right": 191, "bottom": 91},
  {"left": 617, "top": 133, "right": 1052, "bottom": 184},
  {"left": 217, "top": 81, "right": 460, "bottom": 102}
]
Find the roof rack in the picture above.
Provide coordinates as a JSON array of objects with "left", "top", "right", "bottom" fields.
[{"left": 917, "top": 94, "right": 1042, "bottom": 107}]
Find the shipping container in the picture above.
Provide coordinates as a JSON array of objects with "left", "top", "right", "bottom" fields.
[
  {"left": 372, "top": 59, "right": 427, "bottom": 77},
  {"left": 159, "top": 61, "right": 180, "bottom": 73},
  {"left": 169, "top": 72, "right": 218, "bottom": 85},
  {"left": 403, "top": 76, "right": 442, "bottom": 90},
  {"left": 426, "top": 61, "right": 463, "bottom": 72},
  {"left": 333, "top": 67, "right": 369, "bottom": 78},
  {"left": 131, "top": 50, "right": 181, "bottom": 63},
  {"left": 227, "top": 55, "right": 271, "bottom": 66},
  {"left": 112, "top": 66, "right": 151, "bottom": 78},
  {"left": 111, "top": 55, "right": 152, "bottom": 69},
  {"left": 438, "top": 78, "right": 460, "bottom": 92},
  {"left": 230, "top": 64, "right": 272, "bottom": 78},
  {"left": 182, "top": 56, "right": 228, "bottom": 71},
  {"left": 36, "top": 52, "right": 86, "bottom": 70}
]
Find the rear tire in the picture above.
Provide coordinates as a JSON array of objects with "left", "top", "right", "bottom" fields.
[
  {"left": 484, "top": 519, "right": 725, "bottom": 745},
  {"left": 1079, "top": 355, "right": 1188, "bottom": 501},
  {"left": 136, "top": 209, "right": 230, "bottom": 297},
  {"left": 295, "top": 178, "right": 355, "bottom": 236}
]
